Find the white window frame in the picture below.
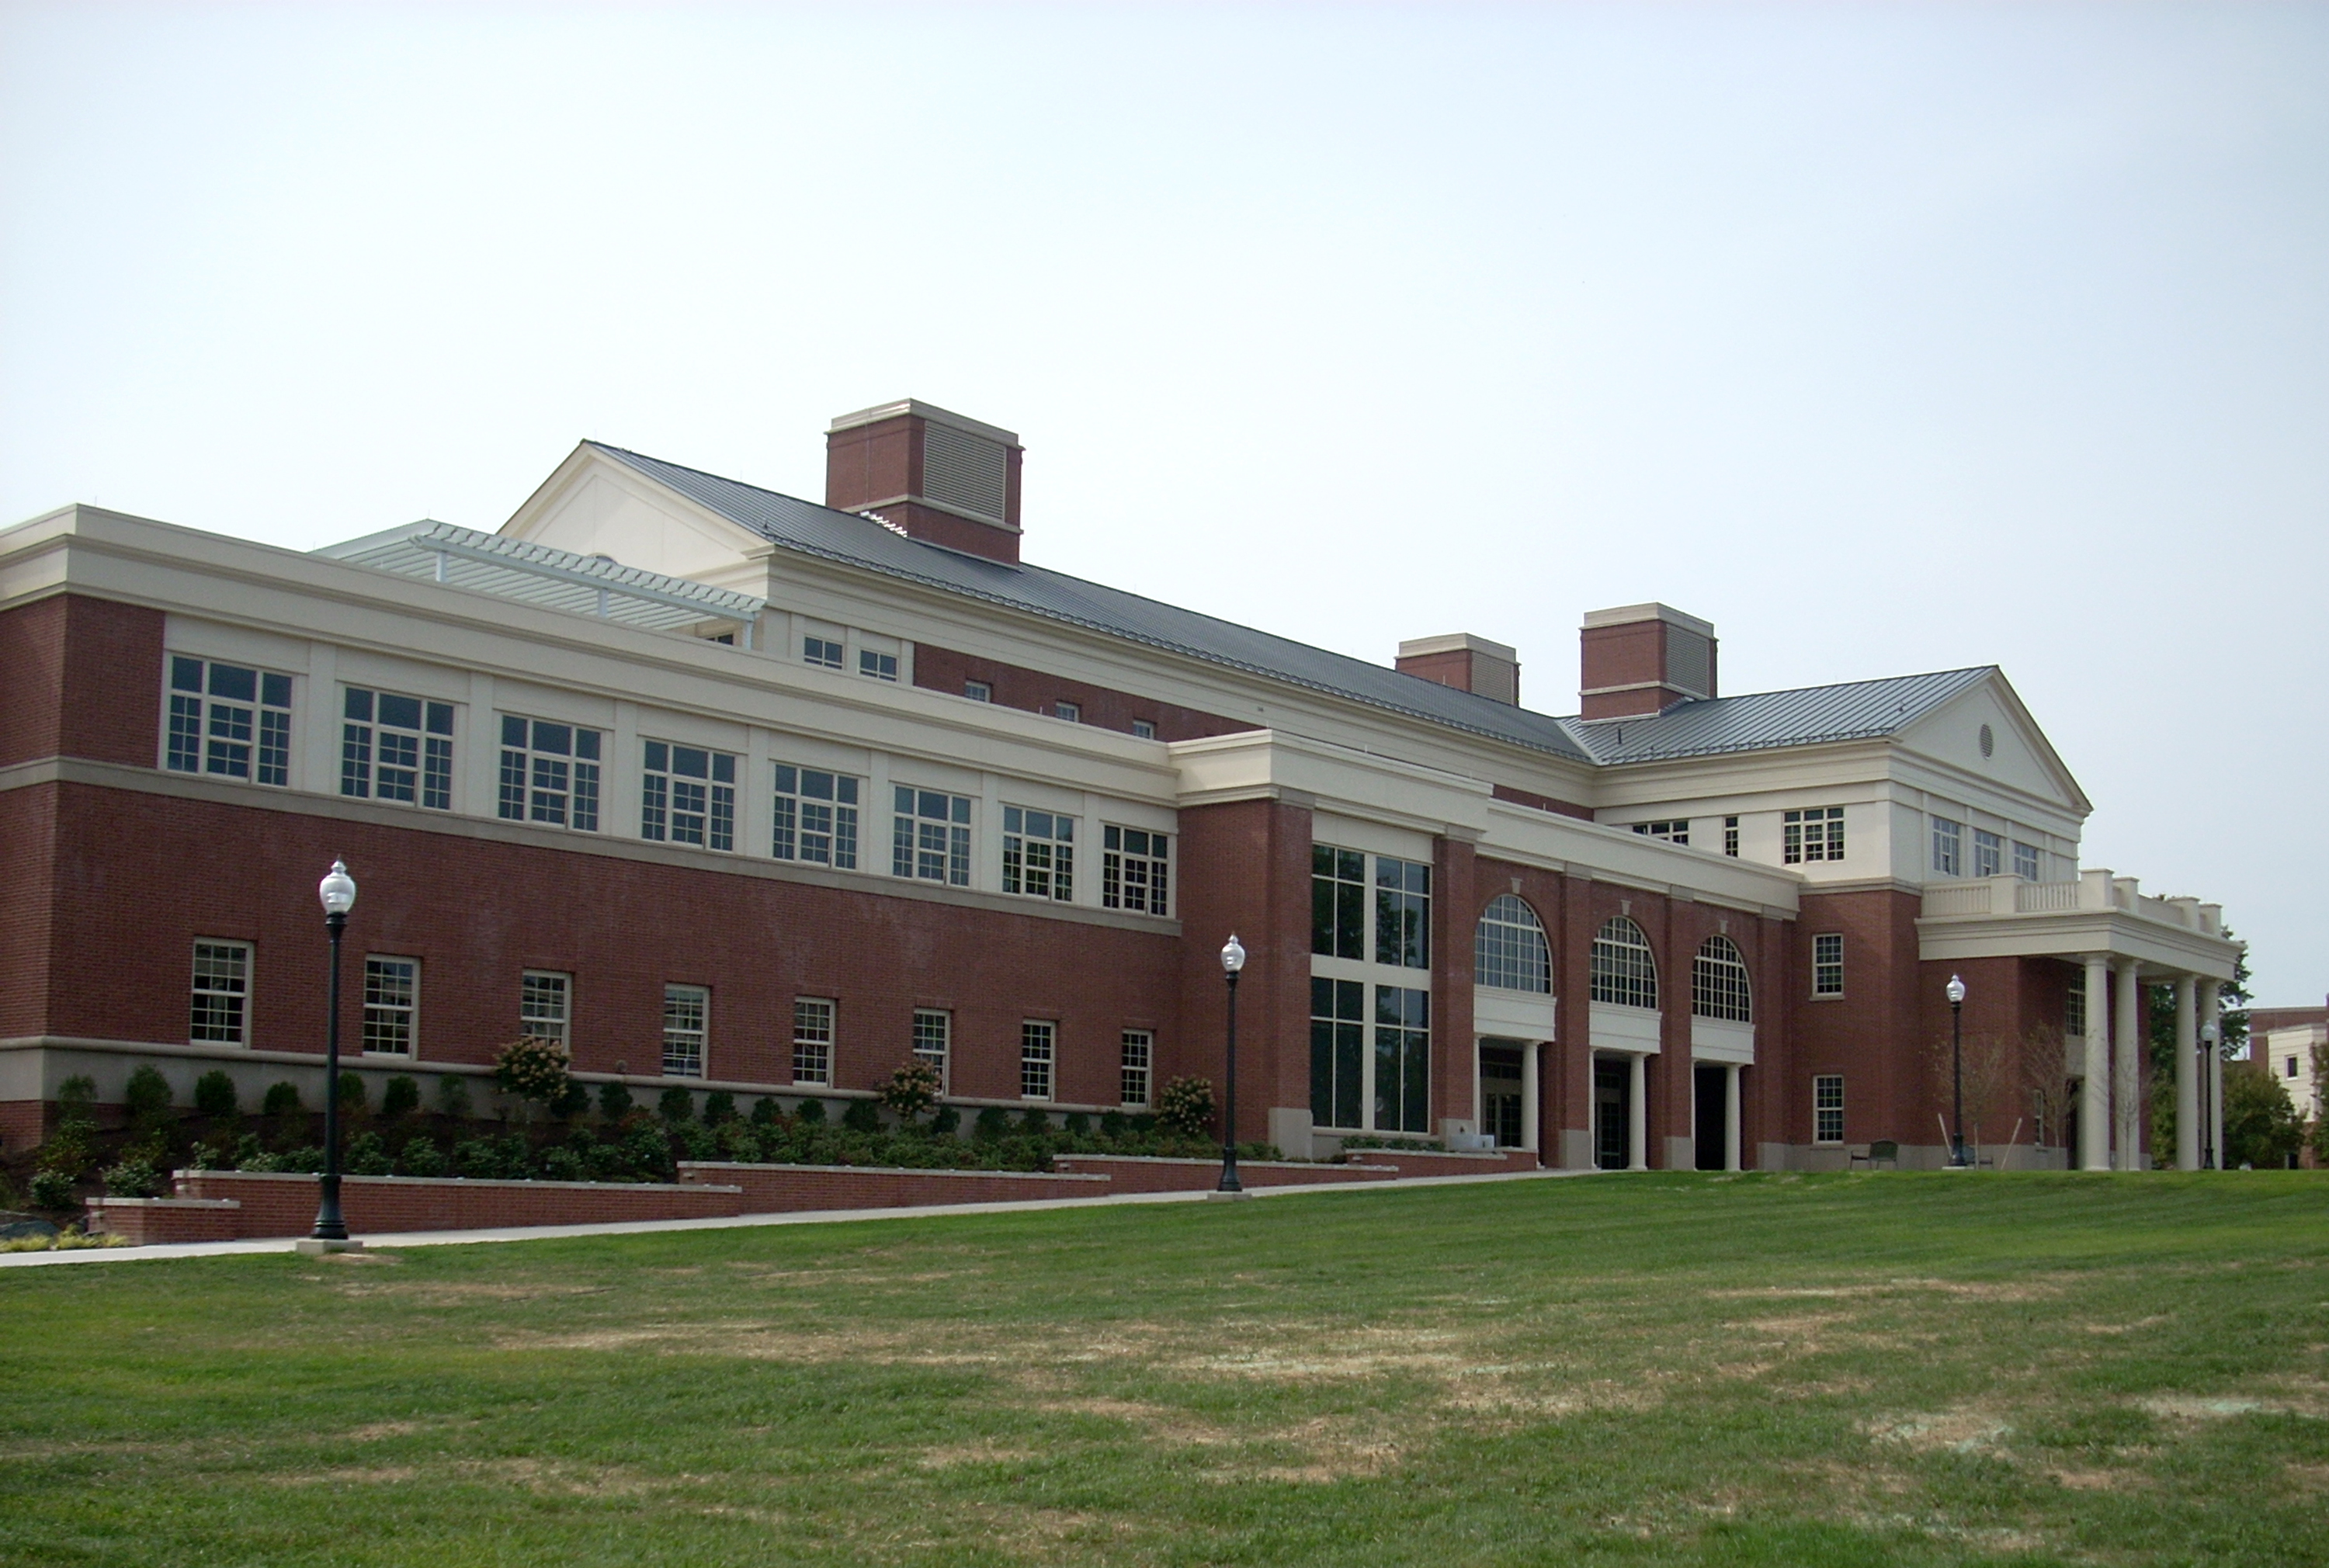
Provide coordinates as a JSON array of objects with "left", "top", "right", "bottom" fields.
[
  {"left": 792, "top": 997, "right": 835, "bottom": 1087},
  {"left": 1119, "top": 1029, "right": 1152, "bottom": 1108},
  {"left": 642, "top": 740, "right": 737, "bottom": 852},
  {"left": 190, "top": 939, "right": 252, "bottom": 1046},
  {"left": 1932, "top": 817, "right": 1963, "bottom": 877},
  {"left": 1723, "top": 816, "right": 1739, "bottom": 858},
  {"left": 1020, "top": 1020, "right": 1056, "bottom": 1101},
  {"left": 803, "top": 635, "right": 843, "bottom": 670},
  {"left": 521, "top": 970, "right": 571, "bottom": 1048},
  {"left": 1473, "top": 893, "right": 1551, "bottom": 994},
  {"left": 166, "top": 656, "right": 293, "bottom": 787},
  {"left": 1630, "top": 820, "right": 1689, "bottom": 845},
  {"left": 1782, "top": 807, "right": 1844, "bottom": 864},
  {"left": 1814, "top": 1074, "right": 1845, "bottom": 1145},
  {"left": 859, "top": 648, "right": 899, "bottom": 682},
  {"left": 1811, "top": 934, "right": 1844, "bottom": 997},
  {"left": 1130, "top": 719, "right": 1157, "bottom": 740},
  {"left": 2013, "top": 840, "right": 2042, "bottom": 881},
  {"left": 1589, "top": 917, "right": 1658, "bottom": 1009},
  {"left": 1102, "top": 826, "right": 1171, "bottom": 916},
  {"left": 663, "top": 984, "right": 709, "bottom": 1078},
  {"left": 893, "top": 786, "right": 972, "bottom": 886},
  {"left": 1973, "top": 827, "right": 2002, "bottom": 879},
  {"left": 1691, "top": 935, "right": 1752, "bottom": 1022},
  {"left": 1002, "top": 806, "right": 1076, "bottom": 901},
  {"left": 912, "top": 1008, "right": 950, "bottom": 1091},
  {"left": 963, "top": 680, "right": 992, "bottom": 702},
  {"left": 1052, "top": 700, "right": 1081, "bottom": 723},
  {"left": 772, "top": 765, "right": 862, "bottom": 870},
  {"left": 498, "top": 715, "right": 602, "bottom": 831},
  {"left": 344, "top": 688, "right": 455, "bottom": 810},
  {"left": 361, "top": 956, "right": 419, "bottom": 1056}
]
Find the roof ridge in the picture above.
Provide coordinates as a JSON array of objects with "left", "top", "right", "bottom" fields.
[{"left": 1563, "top": 664, "right": 1994, "bottom": 726}]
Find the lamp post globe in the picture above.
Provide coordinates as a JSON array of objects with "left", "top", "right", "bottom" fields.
[
  {"left": 1945, "top": 973, "right": 1968, "bottom": 1168},
  {"left": 311, "top": 859, "right": 357, "bottom": 1244},
  {"left": 1217, "top": 935, "right": 1247, "bottom": 1195}
]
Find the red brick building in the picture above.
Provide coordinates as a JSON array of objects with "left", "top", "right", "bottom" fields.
[{"left": 0, "top": 400, "right": 2243, "bottom": 1169}]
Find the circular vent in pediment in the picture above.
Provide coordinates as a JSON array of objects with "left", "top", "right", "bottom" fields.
[{"left": 1979, "top": 723, "right": 1995, "bottom": 758}]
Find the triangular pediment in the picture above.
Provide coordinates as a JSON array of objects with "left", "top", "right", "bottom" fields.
[
  {"left": 501, "top": 444, "right": 773, "bottom": 588},
  {"left": 1897, "top": 671, "right": 2090, "bottom": 817}
]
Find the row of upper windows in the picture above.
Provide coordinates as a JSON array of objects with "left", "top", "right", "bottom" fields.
[
  {"left": 1471, "top": 897, "right": 1770, "bottom": 1021},
  {"left": 959, "top": 678, "right": 1159, "bottom": 740},
  {"left": 1622, "top": 804, "right": 2058, "bottom": 882},
  {"left": 1930, "top": 817, "right": 2043, "bottom": 880},
  {"left": 1311, "top": 846, "right": 1432, "bottom": 970},
  {"left": 189, "top": 942, "right": 1157, "bottom": 1105},
  {"left": 163, "top": 657, "right": 1171, "bottom": 915}
]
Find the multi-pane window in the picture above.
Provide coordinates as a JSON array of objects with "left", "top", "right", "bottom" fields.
[
  {"left": 1102, "top": 827, "right": 1171, "bottom": 915},
  {"left": 1375, "top": 857, "right": 1431, "bottom": 970},
  {"left": 963, "top": 680, "right": 991, "bottom": 702},
  {"left": 362, "top": 957, "right": 418, "bottom": 1054},
  {"left": 1932, "top": 817, "right": 1963, "bottom": 876},
  {"left": 168, "top": 657, "right": 292, "bottom": 786},
  {"left": 859, "top": 649, "right": 899, "bottom": 682},
  {"left": 1589, "top": 917, "right": 1658, "bottom": 1009},
  {"left": 1691, "top": 936, "right": 1752, "bottom": 1022},
  {"left": 793, "top": 998, "right": 835, "bottom": 1086},
  {"left": 1811, "top": 934, "right": 1845, "bottom": 997},
  {"left": 1002, "top": 807, "right": 1074, "bottom": 900},
  {"left": 1131, "top": 719, "right": 1157, "bottom": 740},
  {"left": 641, "top": 741, "right": 736, "bottom": 851},
  {"left": 343, "top": 689, "right": 453, "bottom": 810},
  {"left": 1813, "top": 1075, "right": 1845, "bottom": 1144},
  {"left": 1310, "top": 978, "right": 1365, "bottom": 1130},
  {"left": 1782, "top": 807, "right": 1844, "bottom": 864},
  {"left": 520, "top": 971, "right": 570, "bottom": 1047},
  {"left": 498, "top": 717, "right": 601, "bottom": 830},
  {"left": 190, "top": 941, "right": 251, "bottom": 1045},
  {"left": 1473, "top": 894, "right": 1551, "bottom": 993},
  {"left": 1311, "top": 846, "right": 1366, "bottom": 959},
  {"left": 804, "top": 636, "right": 843, "bottom": 670},
  {"left": 1373, "top": 986, "right": 1430, "bottom": 1133},
  {"left": 2065, "top": 977, "right": 2087, "bottom": 1039},
  {"left": 2014, "top": 841, "right": 2042, "bottom": 881},
  {"left": 1119, "top": 1031, "right": 1152, "bottom": 1108},
  {"left": 1723, "top": 816, "right": 1740, "bottom": 858},
  {"left": 772, "top": 766, "right": 860, "bottom": 869},
  {"left": 892, "top": 786, "right": 972, "bottom": 886},
  {"left": 1631, "top": 820, "right": 1689, "bottom": 845},
  {"left": 912, "top": 1008, "right": 949, "bottom": 1090},
  {"left": 663, "top": 984, "right": 708, "bottom": 1077},
  {"left": 1020, "top": 1021, "right": 1055, "bottom": 1100},
  {"left": 1973, "top": 828, "right": 2002, "bottom": 879},
  {"left": 1053, "top": 700, "right": 1081, "bottom": 723}
]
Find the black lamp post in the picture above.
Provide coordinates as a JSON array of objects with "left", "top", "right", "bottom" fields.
[
  {"left": 1945, "top": 973, "right": 1969, "bottom": 1168},
  {"left": 2200, "top": 1019, "right": 2219, "bottom": 1171},
  {"left": 311, "top": 859, "right": 357, "bottom": 1244},
  {"left": 1217, "top": 934, "right": 1246, "bottom": 1195}
]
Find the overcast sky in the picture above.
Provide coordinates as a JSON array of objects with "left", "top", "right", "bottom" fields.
[{"left": 4, "top": 2, "right": 2323, "bottom": 1004}]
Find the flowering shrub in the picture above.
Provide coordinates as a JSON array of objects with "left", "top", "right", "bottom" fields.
[
  {"left": 877, "top": 1060, "right": 943, "bottom": 1124},
  {"left": 1156, "top": 1076, "right": 1217, "bottom": 1139},
  {"left": 492, "top": 1036, "right": 573, "bottom": 1110}
]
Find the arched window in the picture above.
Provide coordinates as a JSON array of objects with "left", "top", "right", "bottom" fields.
[
  {"left": 1590, "top": 917, "right": 1658, "bottom": 1008},
  {"left": 1692, "top": 935, "right": 1752, "bottom": 1022},
  {"left": 1473, "top": 895, "right": 1551, "bottom": 994}
]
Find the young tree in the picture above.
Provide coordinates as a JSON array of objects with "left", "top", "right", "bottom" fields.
[
  {"left": 2221, "top": 1067, "right": 2303, "bottom": 1168},
  {"left": 2147, "top": 931, "right": 2254, "bottom": 1157}
]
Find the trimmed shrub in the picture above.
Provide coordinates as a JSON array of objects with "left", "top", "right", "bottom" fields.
[
  {"left": 930, "top": 1105, "right": 961, "bottom": 1137},
  {"left": 399, "top": 1138, "right": 448, "bottom": 1178},
  {"left": 598, "top": 1081, "right": 635, "bottom": 1122},
  {"left": 717, "top": 1122, "right": 762, "bottom": 1161},
  {"left": 345, "top": 1132, "right": 393, "bottom": 1177},
  {"left": 493, "top": 1037, "right": 573, "bottom": 1112},
  {"left": 336, "top": 1072, "right": 368, "bottom": 1114},
  {"left": 279, "top": 1147, "right": 325, "bottom": 1173},
  {"left": 1015, "top": 1106, "right": 1051, "bottom": 1137},
  {"left": 123, "top": 1065, "right": 173, "bottom": 1123},
  {"left": 623, "top": 1123, "right": 674, "bottom": 1180},
  {"left": 57, "top": 1076, "right": 95, "bottom": 1117},
  {"left": 793, "top": 1097, "right": 827, "bottom": 1125},
  {"left": 238, "top": 1149, "right": 287, "bottom": 1173},
  {"left": 1064, "top": 1112, "right": 1091, "bottom": 1137},
  {"left": 658, "top": 1087, "right": 696, "bottom": 1124},
  {"left": 262, "top": 1081, "right": 303, "bottom": 1119},
  {"left": 749, "top": 1096, "right": 783, "bottom": 1128},
  {"left": 703, "top": 1091, "right": 738, "bottom": 1125},
  {"left": 550, "top": 1080, "right": 593, "bottom": 1121},
  {"left": 102, "top": 1159, "right": 163, "bottom": 1199},
  {"left": 380, "top": 1075, "right": 421, "bottom": 1119},
  {"left": 1156, "top": 1076, "right": 1216, "bottom": 1139},
  {"left": 674, "top": 1122, "right": 719, "bottom": 1160},
  {"left": 27, "top": 1170, "right": 75, "bottom": 1211},
  {"left": 973, "top": 1106, "right": 1012, "bottom": 1142},
  {"left": 842, "top": 1098, "right": 882, "bottom": 1134},
  {"left": 1099, "top": 1110, "right": 1128, "bottom": 1139},
  {"left": 436, "top": 1074, "right": 473, "bottom": 1120},
  {"left": 194, "top": 1070, "right": 239, "bottom": 1120},
  {"left": 585, "top": 1141, "right": 630, "bottom": 1181},
  {"left": 538, "top": 1146, "right": 586, "bottom": 1183}
]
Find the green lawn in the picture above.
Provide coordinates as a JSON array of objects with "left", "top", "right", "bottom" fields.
[{"left": 3, "top": 1173, "right": 2327, "bottom": 1567}]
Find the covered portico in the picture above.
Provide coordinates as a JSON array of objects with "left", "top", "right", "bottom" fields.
[{"left": 1917, "top": 869, "right": 2243, "bottom": 1171}]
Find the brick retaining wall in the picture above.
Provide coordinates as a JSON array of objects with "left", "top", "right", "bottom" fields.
[
  {"left": 172, "top": 1171, "right": 747, "bottom": 1237},
  {"left": 1050, "top": 1154, "right": 1400, "bottom": 1192},
  {"left": 86, "top": 1196, "right": 244, "bottom": 1244},
  {"left": 676, "top": 1162, "right": 1111, "bottom": 1212},
  {"left": 1332, "top": 1147, "right": 1540, "bottom": 1178}
]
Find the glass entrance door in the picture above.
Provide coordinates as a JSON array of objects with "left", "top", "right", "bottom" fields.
[
  {"left": 1594, "top": 1057, "right": 1629, "bottom": 1170},
  {"left": 1478, "top": 1042, "right": 1524, "bottom": 1147},
  {"left": 1694, "top": 1065, "right": 1726, "bottom": 1170}
]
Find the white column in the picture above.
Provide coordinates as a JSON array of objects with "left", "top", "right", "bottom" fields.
[
  {"left": 1521, "top": 1043, "right": 1540, "bottom": 1154},
  {"left": 2114, "top": 962, "right": 2142, "bottom": 1170},
  {"left": 1626, "top": 1052, "right": 1648, "bottom": 1172},
  {"left": 2081, "top": 957, "right": 2112, "bottom": 1171},
  {"left": 1723, "top": 1064, "right": 1742, "bottom": 1172},
  {"left": 2174, "top": 976, "right": 2199, "bottom": 1171},
  {"left": 2202, "top": 980, "right": 2223, "bottom": 1169}
]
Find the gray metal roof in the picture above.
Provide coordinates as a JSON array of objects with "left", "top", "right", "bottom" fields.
[
  {"left": 318, "top": 519, "right": 765, "bottom": 633},
  {"left": 588, "top": 443, "right": 1603, "bottom": 763},
  {"left": 1564, "top": 667, "right": 1997, "bottom": 765}
]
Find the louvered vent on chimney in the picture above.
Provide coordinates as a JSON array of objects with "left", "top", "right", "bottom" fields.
[{"left": 825, "top": 400, "right": 1024, "bottom": 564}]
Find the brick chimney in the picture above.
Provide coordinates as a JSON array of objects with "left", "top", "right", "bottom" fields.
[
  {"left": 825, "top": 400, "right": 1023, "bottom": 564},
  {"left": 1579, "top": 604, "right": 1716, "bottom": 719},
  {"left": 1396, "top": 633, "right": 1520, "bottom": 706}
]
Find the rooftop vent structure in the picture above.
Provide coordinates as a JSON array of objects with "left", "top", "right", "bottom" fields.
[
  {"left": 1396, "top": 633, "right": 1520, "bottom": 706},
  {"left": 824, "top": 400, "right": 1024, "bottom": 564},
  {"left": 1579, "top": 603, "right": 1716, "bottom": 719}
]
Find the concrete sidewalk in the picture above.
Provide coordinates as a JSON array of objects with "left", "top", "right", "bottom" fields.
[{"left": 0, "top": 1165, "right": 1591, "bottom": 1269}]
